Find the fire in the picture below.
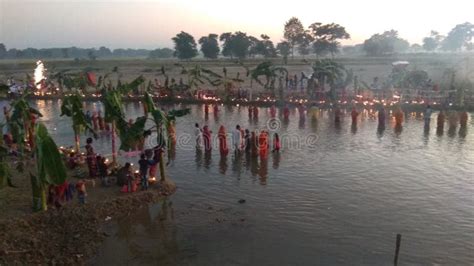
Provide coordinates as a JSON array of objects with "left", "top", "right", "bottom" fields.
[{"left": 34, "top": 60, "right": 46, "bottom": 90}]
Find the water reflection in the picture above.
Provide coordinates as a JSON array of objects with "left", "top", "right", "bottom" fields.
[
  {"left": 259, "top": 157, "right": 268, "bottom": 185},
  {"left": 204, "top": 150, "right": 212, "bottom": 169},
  {"left": 351, "top": 123, "right": 357, "bottom": 134},
  {"left": 195, "top": 149, "right": 202, "bottom": 169},
  {"left": 272, "top": 152, "right": 280, "bottom": 169},
  {"left": 219, "top": 155, "right": 228, "bottom": 174},
  {"left": 232, "top": 152, "right": 243, "bottom": 176}
]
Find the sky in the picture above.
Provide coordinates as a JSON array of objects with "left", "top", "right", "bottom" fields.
[{"left": 0, "top": 0, "right": 473, "bottom": 49}]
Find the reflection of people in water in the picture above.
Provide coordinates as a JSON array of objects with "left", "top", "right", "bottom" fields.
[
  {"left": 448, "top": 111, "right": 459, "bottom": 130},
  {"left": 219, "top": 155, "right": 227, "bottom": 174},
  {"left": 351, "top": 107, "right": 359, "bottom": 125},
  {"left": 250, "top": 131, "right": 258, "bottom": 157},
  {"left": 283, "top": 105, "right": 290, "bottom": 120},
  {"left": 253, "top": 106, "right": 259, "bottom": 120},
  {"left": 437, "top": 110, "right": 445, "bottom": 131},
  {"left": 244, "top": 129, "right": 251, "bottom": 153},
  {"left": 204, "top": 149, "right": 212, "bottom": 169},
  {"left": 194, "top": 123, "right": 202, "bottom": 150},
  {"left": 394, "top": 107, "right": 404, "bottom": 128},
  {"left": 424, "top": 105, "right": 433, "bottom": 127},
  {"left": 270, "top": 105, "right": 276, "bottom": 118},
  {"left": 203, "top": 125, "right": 212, "bottom": 152},
  {"left": 259, "top": 157, "right": 268, "bottom": 185},
  {"left": 259, "top": 130, "right": 269, "bottom": 159},
  {"left": 195, "top": 149, "right": 203, "bottom": 169},
  {"left": 460, "top": 111, "right": 468, "bottom": 128},
  {"left": 334, "top": 106, "right": 342, "bottom": 124},
  {"left": 218, "top": 125, "right": 229, "bottom": 156},
  {"left": 272, "top": 151, "right": 280, "bottom": 169}
]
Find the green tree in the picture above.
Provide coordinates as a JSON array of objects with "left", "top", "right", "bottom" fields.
[
  {"left": 254, "top": 34, "right": 277, "bottom": 58},
  {"left": 422, "top": 31, "right": 443, "bottom": 51},
  {"left": 219, "top": 32, "right": 234, "bottom": 58},
  {"left": 311, "top": 59, "right": 346, "bottom": 100},
  {"left": 198, "top": 34, "right": 220, "bottom": 59},
  {"left": 309, "top": 22, "right": 350, "bottom": 57},
  {"left": 276, "top": 41, "right": 291, "bottom": 64},
  {"left": 172, "top": 31, "right": 198, "bottom": 59},
  {"left": 284, "top": 17, "right": 305, "bottom": 59},
  {"left": 148, "top": 48, "right": 174, "bottom": 59},
  {"left": 441, "top": 22, "right": 474, "bottom": 51},
  {"left": 297, "top": 31, "right": 314, "bottom": 58},
  {"left": 60, "top": 94, "right": 96, "bottom": 152},
  {"left": 363, "top": 30, "right": 409, "bottom": 56},
  {"left": 0, "top": 43, "right": 7, "bottom": 59}
]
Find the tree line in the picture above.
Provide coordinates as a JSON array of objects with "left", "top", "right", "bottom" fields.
[
  {"left": 0, "top": 45, "right": 174, "bottom": 60},
  {"left": 1, "top": 19, "right": 472, "bottom": 60}
]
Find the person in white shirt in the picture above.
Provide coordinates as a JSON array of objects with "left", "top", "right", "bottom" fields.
[
  {"left": 232, "top": 125, "right": 242, "bottom": 152},
  {"left": 194, "top": 123, "right": 203, "bottom": 149}
]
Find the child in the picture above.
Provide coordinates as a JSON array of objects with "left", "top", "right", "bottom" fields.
[
  {"left": 97, "top": 156, "right": 109, "bottom": 186},
  {"left": 76, "top": 179, "right": 87, "bottom": 204},
  {"left": 138, "top": 154, "right": 152, "bottom": 190}
]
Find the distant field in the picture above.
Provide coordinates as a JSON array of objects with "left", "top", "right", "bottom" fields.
[{"left": 1, "top": 53, "right": 473, "bottom": 91}]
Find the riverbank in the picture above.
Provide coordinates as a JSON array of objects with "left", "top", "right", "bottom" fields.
[
  {"left": 2, "top": 94, "right": 473, "bottom": 111},
  {"left": 0, "top": 163, "right": 176, "bottom": 264}
]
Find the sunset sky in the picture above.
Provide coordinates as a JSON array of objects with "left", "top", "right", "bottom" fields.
[{"left": 1, "top": 0, "right": 473, "bottom": 49}]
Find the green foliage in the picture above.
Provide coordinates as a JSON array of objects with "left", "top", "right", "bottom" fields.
[
  {"left": 311, "top": 59, "right": 347, "bottom": 95},
  {"left": 423, "top": 31, "right": 443, "bottom": 51},
  {"left": 148, "top": 48, "right": 174, "bottom": 59},
  {"left": 60, "top": 94, "right": 95, "bottom": 136},
  {"left": 172, "top": 31, "right": 198, "bottom": 60},
  {"left": 442, "top": 22, "right": 474, "bottom": 51},
  {"left": 35, "top": 124, "right": 67, "bottom": 185},
  {"left": 9, "top": 98, "right": 42, "bottom": 146},
  {"left": 118, "top": 116, "right": 147, "bottom": 151},
  {"left": 363, "top": 30, "right": 410, "bottom": 56},
  {"left": 284, "top": 17, "right": 305, "bottom": 57},
  {"left": 199, "top": 34, "right": 220, "bottom": 59},
  {"left": 250, "top": 61, "right": 288, "bottom": 90},
  {"left": 309, "top": 22, "right": 350, "bottom": 57},
  {"left": 219, "top": 31, "right": 252, "bottom": 59}
]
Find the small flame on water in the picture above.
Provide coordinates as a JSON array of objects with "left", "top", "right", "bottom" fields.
[{"left": 34, "top": 60, "right": 46, "bottom": 89}]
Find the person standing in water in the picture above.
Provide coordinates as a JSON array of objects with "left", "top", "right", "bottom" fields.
[
  {"left": 424, "top": 105, "right": 433, "bottom": 126},
  {"left": 334, "top": 106, "right": 342, "bottom": 124},
  {"left": 244, "top": 129, "right": 251, "bottom": 153},
  {"left": 394, "top": 107, "right": 404, "bottom": 128},
  {"left": 218, "top": 125, "right": 229, "bottom": 156},
  {"left": 85, "top": 138, "right": 97, "bottom": 178},
  {"left": 259, "top": 130, "right": 269, "bottom": 159},
  {"left": 272, "top": 133, "right": 281, "bottom": 152},
  {"left": 270, "top": 105, "right": 277, "bottom": 118},
  {"left": 283, "top": 105, "right": 290, "bottom": 120},
  {"left": 351, "top": 107, "right": 359, "bottom": 125},
  {"left": 378, "top": 106, "right": 386, "bottom": 127},
  {"left": 232, "top": 125, "right": 242, "bottom": 153},
  {"left": 194, "top": 123, "right": 202, "bottom": 149}
]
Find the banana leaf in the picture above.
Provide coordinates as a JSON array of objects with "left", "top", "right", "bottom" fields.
[
  {"left": 60, "top": 94, "right": 95, "bottom": 136},
  {"left": 167, "top": 108, "right": 191, "bottom": 121},
  {"left": 144, "top": 92, "right": 156, "bottom": 112},
  {"left": 35, "top": 124, "right": 67, "bottom": 185},
  {"left": 118, "top": 116, "right": 147, "bottom": 151}
]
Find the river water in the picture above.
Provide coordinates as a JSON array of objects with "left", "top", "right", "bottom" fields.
[{"left": 2, "top": 100, "right": 473, "bottom": 265}]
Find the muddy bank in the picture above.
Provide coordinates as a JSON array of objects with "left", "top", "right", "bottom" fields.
[{"left": 0, "top": 182, "right": 175, "bottom": 265}]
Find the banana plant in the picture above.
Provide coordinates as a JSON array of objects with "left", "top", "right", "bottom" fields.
[
  {"left": 0, "top": 123, "right": 14, "bottom": 189},
  {"left": 143, "top": 92, "right": 190, "bottom": 182},
  {"left": 311, "top": 59, "right": 346, "bottom": 101},
  {"left": 60, "top": 94, "right": 96, "bottom": 152},
  {"left": 8, "top": 97, "right": 43, "bottom": 153},
  {"left": 176, "top": 64, "right": 223, "bottom": 92},
  {"left": 30, "top": 123, "right": 68, "bottom": 211}
]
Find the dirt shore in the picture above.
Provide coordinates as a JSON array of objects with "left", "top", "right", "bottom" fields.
[{"left": 0, "top": 173, "right": 176, "bottom": 265}]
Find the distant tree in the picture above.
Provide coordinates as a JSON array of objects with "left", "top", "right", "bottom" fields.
[
  {"left": 276, "top": 41, "right": 291, "bottom": 64},
  {"left": 87, "top": 50, "right": 97, "bottom": 60},
  {"left": 98, "top": 46, "right": 112, "bottom": 57},
  {"left": 148, "top": 48, "right": 174, "bottom": 59},
  {"left": 219, "top": 32, "right": 234, "bottom": 58},
  {"left": 231, "top": 32, "right": 252, "bottom": 59},
  {"left": 341, "top": 44, "right": 363, "bottom": 55},
  {"left": 422, "top": 31, "right": 443, "bottom": 52},
  {"left": 441, "top": 22, "right": 474, "bottom": 51},
  {"left": 61, "top": 48, "right": 69, "bottom": 58},
  {"left": 198, "top": 34, "right": 220, "bottom": 59},
  {"left": 410, "top": 43, "right": 423, "bottom": 53},
  {"left": 254, "top": 34, "right": 277, "bottom": 58},
  {"left": 297, "top": 31, "right": 313, "bottom": 58},
  {"left": 363, "top": 30, "right": 409, "bottom": 56},
  {"left": 248, "top": 35, "right": 260, "bottom": 58},
  {"left": 284, "top": 17, "right": 305, "bottom": 59},
  {"left": 0, "top": 43, "right": 6, "bottom": 59},
  {"left": 309, "top": 22, "right": 350, "bottom": 57},
  {"left": 219, "top": 32, "right": 252, "bottom": 59},
  {"left": 172, "top": 31, "right": 198, "bottom": 60}
]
